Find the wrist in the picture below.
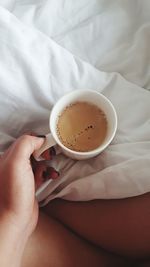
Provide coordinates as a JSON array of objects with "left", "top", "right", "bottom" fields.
[{"left": 0, "top": 215, "right": 29, "bottom": 267}]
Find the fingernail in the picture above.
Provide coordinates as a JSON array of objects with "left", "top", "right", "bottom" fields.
[
  {"left": 41, "top": 149, "right": 52, "bottom": 160},
  {"left": 47, "top": 167, "right": 59, "bottom": 179},
  {"left": 43, "top": 167, "right": 59, "bottom": 181},
  {"left": 41, "top": 147, "right": 56, "bottom": 160},
  {"left": 51, "top": 170, "right": 59, "bottom": 179},
  {"left": 37, "top": 135, "right": 46, "bottom": 138},
  {"left": 49, "top": 147, "right": 56, "bottom": 157}
]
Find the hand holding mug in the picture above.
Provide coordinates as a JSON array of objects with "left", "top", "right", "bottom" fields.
[{"left": 34, "top": 90, "right": 117, "bottom": 161}]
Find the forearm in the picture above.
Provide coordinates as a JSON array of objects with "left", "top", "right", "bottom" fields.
[
  {"left": 0, "top": 216, "right": 28, "bottom": 267},
  {"left": 0, "top": 135, "right": 44, "bottom": 266}
]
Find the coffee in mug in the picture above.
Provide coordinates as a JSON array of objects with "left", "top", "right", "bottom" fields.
[
  {"left": 34, "top": 90, "right": 117, "bottom": 198},
  {"left": 34, "top": 90, "right": 117, "bottom": 162},
  {"left": 56, "top": 101, "right": 107, "bottom": 152}
]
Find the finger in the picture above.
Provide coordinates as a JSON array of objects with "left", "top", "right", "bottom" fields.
[
  {"left": 31, "top": 146, "right": 56, "bottom": 172},
  {"left": 9, "top": 135, "right": 45, "bottom": 161},
  {"left": 34, "top": 163, "right": 59, "bottom": 189},
  {"left": 43, "top": 167, "right": 60, "bottom": 180},
  {"left": 34, "top": 162, "right": 47, "bottom": 189},
  {"left": 41, "top": 147, "right": 56, "bottom": 160}
]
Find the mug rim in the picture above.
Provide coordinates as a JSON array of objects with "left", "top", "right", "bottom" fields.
[{"left": 49, "top": 90, "right": 117, "bottom": 156}]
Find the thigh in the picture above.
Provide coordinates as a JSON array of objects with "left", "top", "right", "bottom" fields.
[
  {"left": 43, "top": 193, "right": 150, "bottom": 260},
  {"left": 21, "top": 212, "right": 132, "bottom": 267}
]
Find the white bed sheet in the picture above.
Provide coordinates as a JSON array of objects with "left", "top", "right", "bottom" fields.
[{"left": 0, "top": 0, "right": 150, "bottom": 203}]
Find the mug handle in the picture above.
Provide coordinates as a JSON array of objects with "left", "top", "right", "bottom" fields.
[{"left": 34, "top": 133, "right": 56, "bottom": 160}]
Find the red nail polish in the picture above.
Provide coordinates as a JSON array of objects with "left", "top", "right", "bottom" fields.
[
  {"left": 51, "top": 170, "right": 59, "bottom": 179},
  {"left": 37, "top": 135, "right": 46, "bottom": 138},
  {"left": 46, "top": 167, "right": 59, "bottom": 180},
  {"left": 41, "top": 150, "right": 52, "bottom": 160}
]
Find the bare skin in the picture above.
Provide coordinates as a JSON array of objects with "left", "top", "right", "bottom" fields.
[
  {"left": 21, "top": 192, "right": 150, "bottom": 267},
  {"left": 21, "top": 144, "right": 150, "bottom": 267},
  {"left": 0, "top": 137, "right": 149, "bottom": 267},
  {"left": 22, "top": 212, "right": 132, "bottom": 267},
  {"left": 43, "top": 195, "right": 150, "bottom": 260}
]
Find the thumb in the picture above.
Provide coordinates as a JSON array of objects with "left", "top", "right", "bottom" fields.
[{"left": 10, "top": 135, "right": 45, "bottom": 161}]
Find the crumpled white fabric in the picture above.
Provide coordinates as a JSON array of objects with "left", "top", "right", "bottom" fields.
[{"left": 0, "top": 1, "right": 150, "bottom": 204}]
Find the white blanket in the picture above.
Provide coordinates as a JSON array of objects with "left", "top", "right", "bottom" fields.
[{"left": 0, "top": 0, "right": 150, "bottom": 204}]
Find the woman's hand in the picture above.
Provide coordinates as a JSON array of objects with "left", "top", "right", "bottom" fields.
[
  {"left": 0, "top": 135, "right": 59, "bottom": 267},
  {"left": 0, "top": 134, "right": 59, "bottom": 236},
  {"left": 0, "top": 135, "right": 45, "bottom": 238},
  {"left": 32, "top": 146, "right": 59, "bottom": 190}
]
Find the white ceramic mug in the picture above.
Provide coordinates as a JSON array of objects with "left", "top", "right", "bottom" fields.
[{"left": 34, "top": 90, "right": 117, "bottom": 161}]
